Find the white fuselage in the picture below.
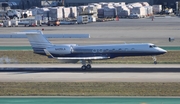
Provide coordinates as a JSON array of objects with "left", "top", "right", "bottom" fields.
[{"left": 45, "top": 43, "right": 167, "bottom": 58}]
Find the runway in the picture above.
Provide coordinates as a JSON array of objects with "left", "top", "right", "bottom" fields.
[
  {"left": 1, "top": 72, "right": 180, "bottom": 82},
  {"left": 0, "top": 64, "right": 180, "bottom": 82},
  {"left": 0, "top": 64, "right": 180, "bottom": 69}
]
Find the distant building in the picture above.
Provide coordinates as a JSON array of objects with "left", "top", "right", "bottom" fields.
[
  {"left": 64, "top": 0, "right": 154, "bottom": 6},
  {"left": 64, "top": 0, "right": 178, "bottom": 9},
  {"left": 0, "top": 0, "right": 178, "bottom": 9},
  {"left": 153, "top": 0, "right": 177, "bottom": 9}
]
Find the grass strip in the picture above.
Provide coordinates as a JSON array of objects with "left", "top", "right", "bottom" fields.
[
  {"left": 161, "top": 46, "right": 180, "bottom": 51},
  {"left": 0, "top": 82, "right": 180, "bottom": 96},
  {"left": 0, "top": 51, "right": 180, "bottom": 64}
]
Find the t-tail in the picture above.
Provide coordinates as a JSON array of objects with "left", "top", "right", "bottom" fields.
[{"left": 21, "top": 30, "right": 53, "bottom": 55}]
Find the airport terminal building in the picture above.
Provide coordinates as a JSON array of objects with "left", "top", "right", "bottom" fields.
[
  {"left": 65, "top": 0, "right": 178, "bottom": 9},
  {"left": 0, "top": 0, "right": 178, "bottom": 9},
  {"left": 65, "top": 0, "right": 153, "bottom": 6}
]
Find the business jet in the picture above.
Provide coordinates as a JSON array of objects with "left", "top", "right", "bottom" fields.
[{"left": 22, "top": 30, "right": 167, "bottom": 70}]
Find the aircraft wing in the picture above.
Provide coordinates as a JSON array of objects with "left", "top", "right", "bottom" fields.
[
  {"left": 44, "top": 49, "right": 110, "bottom": 60},
  {"left": 56, "top": 56, "right": 110, "bottom": 60}
]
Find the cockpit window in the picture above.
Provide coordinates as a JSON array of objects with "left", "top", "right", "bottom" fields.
[
  {"left": 153, "top": 45, "right": 157, "bottom": 47},
  {"left": 149, "top": 45, "right": 157, "bottom": 48}
]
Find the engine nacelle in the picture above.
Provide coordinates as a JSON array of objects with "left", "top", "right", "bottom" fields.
[{"left": 46, "top": 45, "right": 72, "bottom": 55}]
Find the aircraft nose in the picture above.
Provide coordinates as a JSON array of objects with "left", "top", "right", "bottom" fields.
[
  {"left": 162, "top": 49, "right": 167, "bottom": 53},
  {"left": 158, "top": 48, "right": 167, "bottom": 54}
]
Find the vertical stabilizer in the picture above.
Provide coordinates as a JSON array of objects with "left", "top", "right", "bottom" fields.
[{"left": 25, "top": 30, "right": 53, "bottom": 54}]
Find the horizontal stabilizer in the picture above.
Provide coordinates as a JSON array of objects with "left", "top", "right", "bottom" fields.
[{"left": 8, "top": 30, "right": 90, "bottom": 38}]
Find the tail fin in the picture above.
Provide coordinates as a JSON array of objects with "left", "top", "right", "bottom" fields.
[{"left": 17, "top": 30, "right": 53, "bottom": 54}]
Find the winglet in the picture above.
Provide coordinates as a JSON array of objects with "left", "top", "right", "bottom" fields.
[{"left": 44, "top": 49, "right": 54, "bottom": 58}]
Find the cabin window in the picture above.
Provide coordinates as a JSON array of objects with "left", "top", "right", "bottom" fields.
[
  {"left": 92, "top": 49, "right": 97, "bottom": 53},
  {"left": 99, "top": 49, "right": 103, "bottom": 53},
  {"left": 104, "top": 49, "right": 109, "bottom": 52},
  {"left": 153, "top": 45, "right": 157, "bottom": 47}
]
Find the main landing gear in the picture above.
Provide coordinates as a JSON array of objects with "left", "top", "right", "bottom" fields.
[
  {"left": 81, "top": 60, "right": 92, "bottom": 70},
  {"left": 152, "top": 56, "right": 157, "bottom": 64}
]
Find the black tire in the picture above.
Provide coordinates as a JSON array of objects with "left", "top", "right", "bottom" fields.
[
  {"left": 86, "top": 64, "right": 91, "bottom": 69},
  {"left": 81, "top": 65, "right": 87, "bottom": 70}
]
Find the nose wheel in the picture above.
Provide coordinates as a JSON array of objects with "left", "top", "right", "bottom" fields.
[
  {"left": 152, "top": 56, "right": 157, "bottom": 64},
  {"left": 81, "top": 60, "right": 92, "bottom": 70}
]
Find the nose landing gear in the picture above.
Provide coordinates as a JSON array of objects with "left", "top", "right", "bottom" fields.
[{"left": 152, "top": 56, "right": 157, "bottom": 64}]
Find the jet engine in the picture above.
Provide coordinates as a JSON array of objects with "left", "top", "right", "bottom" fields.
[{"left": 46, "top": 45, "right": 73, "bottom": 55}]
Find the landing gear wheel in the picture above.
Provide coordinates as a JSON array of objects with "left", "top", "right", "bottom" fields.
[
  {"left": 86, "top": 64, "right": 91, "bottom": 69},
  {"left": 152, "top": 56, "right": 157, "bottom": 64},
  {"left": 81, "top": 65, "right": 87, "bottom": 70}
]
